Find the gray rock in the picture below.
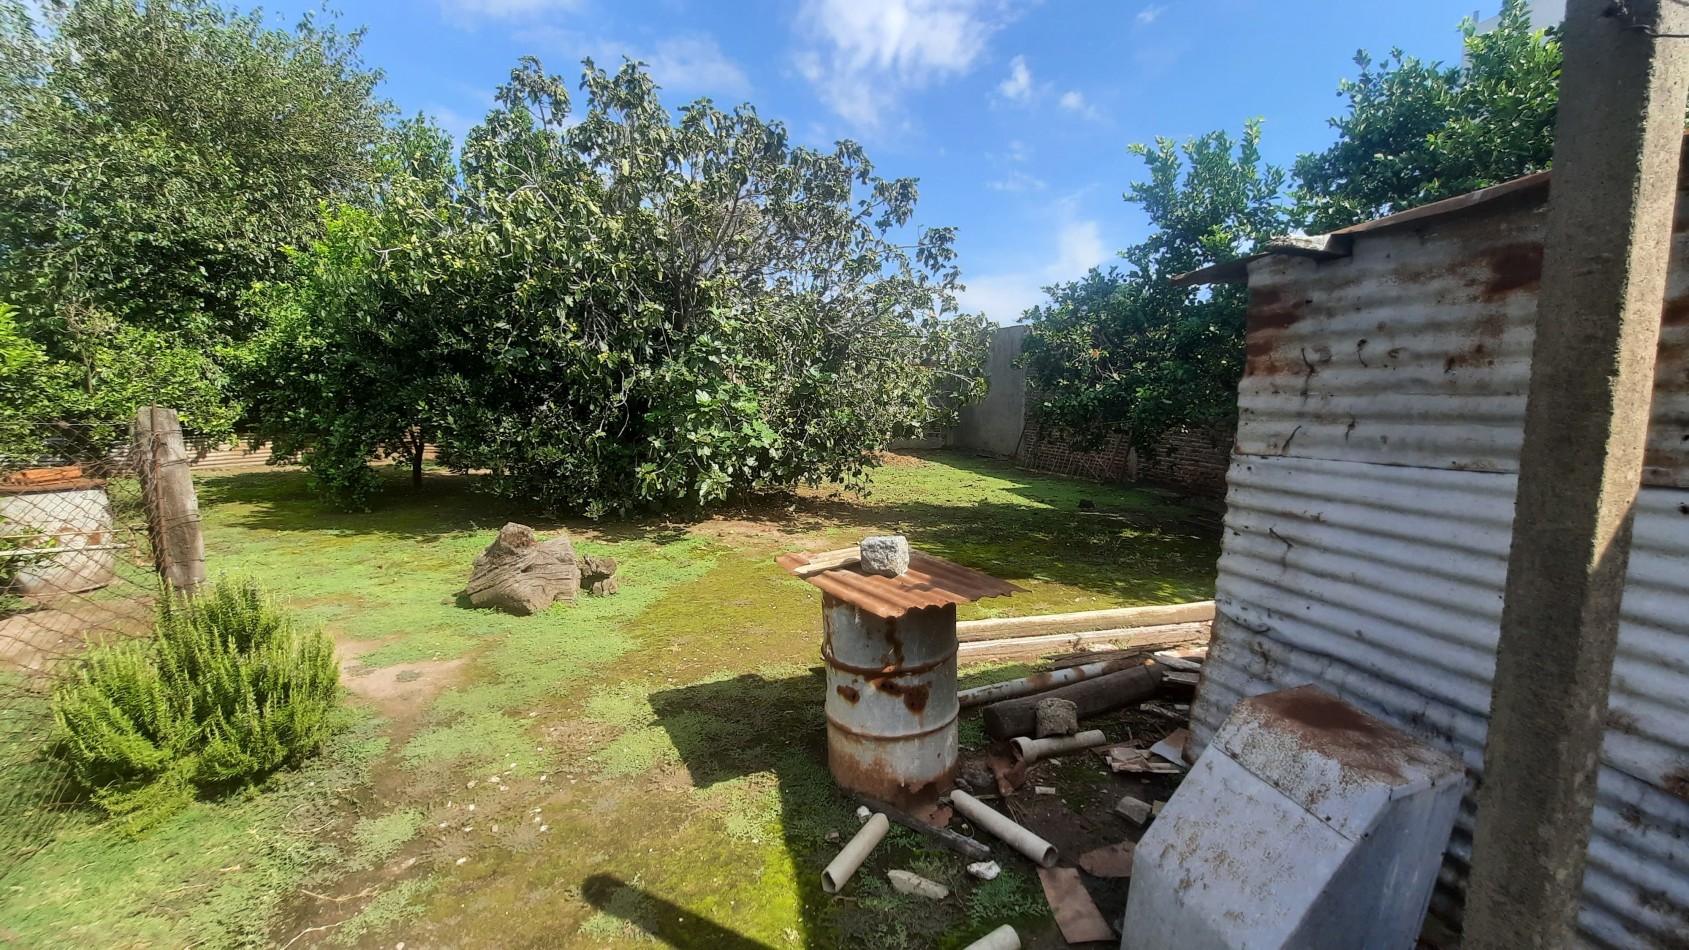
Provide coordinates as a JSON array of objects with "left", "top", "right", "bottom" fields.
[
  {"left": 465, "top": 522, "right": 579, "bottom": 615},
  {"left": 858, "top": 535, "right": 910, "bottom": 577},
  {"left": 1034, "top": 697, "right": 1080, "bottom": 738},
  {"left": 580, "top": 554, "right": 619, "bottom": 597}
]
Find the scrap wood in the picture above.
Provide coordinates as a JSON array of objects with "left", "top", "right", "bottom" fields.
[
  {"left": 792, "top": 546, "right": 861, "bottom": 576},
  {"left": 3, "top": 465, "right": 82, "bottom": 485},
  {"left": 1036, "top": 866, "right": 1114, "bottom": 944},
  {"left": 1149, "top": 651, "right": 1202, "bottom": 672},
  {"left": 1099, "top": 745, "right": 1181, "bottom": 774},
  {"left": 985, "top": 747, "right": 1028, "bottom": 796},
  {"left": 1045, "top": 648, "right": 1149, "bottom": 670},
  {"left": 1164, "top": 671, "right": 1201, "bottom": 687},
  {"left": 1148, "top": 727, "right": 1192, "bottom": 766},
  {"left": 1078, "top": 841, "right": 1135, "bottom": 878},
  {"left": 852, "top": 793, "right": 989, "bottom": 861},
  {"left": 1138, "top": 701, "right": 1185, "bottom": 722}
]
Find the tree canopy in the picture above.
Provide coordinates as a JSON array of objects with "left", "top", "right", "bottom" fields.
[
  {"left": 1020, "top": 122, "right": 1290, "bottom": 453},
  {"left": 0, "top": 0, "right": 390, "bottom": 433},
  {"left": 240, "top": 60, "right": 989, "bottom": 513},
  {"left": 1023, "top": 0, "right": 1560, "bottom": 449},
  {"left": 1294, "top": 0, "right": 1560, "bottom": 232}
]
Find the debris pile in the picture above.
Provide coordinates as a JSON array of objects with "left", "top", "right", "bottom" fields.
[
  {"left": 819, "top": 631, "right": 1208, "bottom": 948},
  {"left": 464, "top": 522, "right": 619, "bottom": 615}
]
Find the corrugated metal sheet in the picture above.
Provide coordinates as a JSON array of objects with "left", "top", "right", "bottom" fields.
[
  {"left": 1192, "top": 184, "right": 1689, "bottom": 946},
  {"left": 776, "top": 550, "right": 1021, "bottom": 618}
]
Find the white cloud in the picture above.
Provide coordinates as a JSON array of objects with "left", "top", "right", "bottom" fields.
[
  {"left": 641, "top": 35, "right": 752, "bottom": 97},
  {"left": 988, "top": 170, "right": 1047, "bottom": 192},
  {"left": 959, "top": 220, "right": 1112, "bottom": 322},
  {"left": 1136, "top": 4, "right": 1167, "bottom": 24},
  {"left": 998, "top": 55, "right": 1033, "bottom": 102},
  {"left": 439, "top": 0, "right": 584, "bottom": 22},
  {"left": 428, "top": 105, "right": 475, "bottom": 144},
  {"left": 792, "top": 0, "right": 1017, "bottom": 130},
  {"left": 1059, "top": 89, "right": 1102, "bottom": 120},
  {"left": 524, "top": 30, "right": 751, "bottom": 98}
]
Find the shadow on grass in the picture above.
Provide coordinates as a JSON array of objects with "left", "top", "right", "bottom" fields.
[
  {"left": 581, "top": 874, "right": 777, "bottom": 950},
  {"left": 195, "top": 454, "right": 1219, "bottom": 606},
  {"left": 646, "top": 669, "right": 1035, "bottom": 948}
]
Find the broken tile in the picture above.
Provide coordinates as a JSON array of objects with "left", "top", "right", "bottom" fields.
[
  {"left": 1079, "top": 841, "right": 1135, "bottom": 878},
  {"left": 1037, "top": 866, "right": 1114, "bottom": 944},
  {"left": 1116, "top": 795, "right": 1153, "bottom": 825}
]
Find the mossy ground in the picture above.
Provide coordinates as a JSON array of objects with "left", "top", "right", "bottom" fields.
[{"left": 0, "top": 451, "right": 1217, "bottom": 948}]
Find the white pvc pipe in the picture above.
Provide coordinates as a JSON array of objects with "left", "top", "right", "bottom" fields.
[
  {"left": 1009, "top": 729, "right": 1109, "bottom": 765},
  {"left": 950, "top": 790, "right": 1058, "bottom": 868},
  {"left": 958, "top": 657, "right": 1135, "bottom": 708},
  {"left": 961, "top": 924, "right": 1021, "bottom": 950},
  {"left": 821, "top": 812, "right": 889, "bottom": 894}
]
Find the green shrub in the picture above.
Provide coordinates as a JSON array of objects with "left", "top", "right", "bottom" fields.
[{"left": 52, "top": 576, "right": 339, "bottom": 828}]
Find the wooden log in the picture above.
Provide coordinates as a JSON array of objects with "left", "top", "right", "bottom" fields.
[
  {"left": 131, "top": 406, "right": 205, "bottom": 591},
  {"left": 956, "top": 601, "right": 1214, "bottom": 643},
  {"left": 983, "top": 665, "right": 1164, "bottom": 740},
  {"left": 957, "top": 621, "right": 1209, "bottom": 664}
]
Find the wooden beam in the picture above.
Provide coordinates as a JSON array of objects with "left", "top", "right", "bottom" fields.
[{"left": 957, "top": 602, "right": 1214, "bottom": 643}]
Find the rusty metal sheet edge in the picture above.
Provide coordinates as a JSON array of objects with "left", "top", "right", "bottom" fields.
[{"left": 776, "top": 550, "right": 1022, "bottom": 618}]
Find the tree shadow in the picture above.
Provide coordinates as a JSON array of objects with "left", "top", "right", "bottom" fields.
[
  {"left": 646, "top": 668, "right": 1032, "bottom": 948},
  {"left": 192, "top": 468, "right": 695, "bottom": 546},
  {"left": 581, "top": 874, "right": 777, "bottom": 950}
]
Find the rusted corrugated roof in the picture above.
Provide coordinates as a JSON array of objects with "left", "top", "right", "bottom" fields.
[
  {"left": 776, "top": 549, "right": 1021, "bottom": 619},
  {"left": 1172, "top": 169, "right": 1555, "bottom": 288}
]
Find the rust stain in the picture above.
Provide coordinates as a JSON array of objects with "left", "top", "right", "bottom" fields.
[
  {"left": 1243, "top": 686, "right": 1411, "bottom": 783},
  {"left": 835, "top": 684, "right": 860, "bottom": 704},
  {"left": 1479, "top": 241, "right": 1543, "bottom": 301},
  {"left": 874, "top": 678, "right": 932, "bottom": 715},
  {"left": 1246, "top": 285, "right": 1307, "bottom": 377},
  {"left": 1443, "top": 341, "right": 1495, "bottom": 373},
  {"left": 1665, "top": 767, "right": 1689, "bottom": 804}
]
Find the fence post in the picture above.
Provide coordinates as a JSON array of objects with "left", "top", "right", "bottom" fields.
[{"left": 131, "top": 407, "right": 205, "bottom": 591}]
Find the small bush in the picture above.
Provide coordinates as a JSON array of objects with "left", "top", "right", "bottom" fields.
[{"left": 52, "top": 576, "right": 339, "bottom": 828}]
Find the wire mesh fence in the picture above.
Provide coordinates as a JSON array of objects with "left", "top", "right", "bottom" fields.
[{"left": 0, "top": 419, "right": 163, "bottom": 876}]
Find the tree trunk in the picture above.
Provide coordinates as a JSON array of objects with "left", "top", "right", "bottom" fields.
[{"left": 411, "top": 429, "right": 425, "bottom": 487}]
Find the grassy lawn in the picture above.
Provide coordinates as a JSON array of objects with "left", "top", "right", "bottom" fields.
[{"left": 0, "top": 451, "right": 1217, "bottom": 949}]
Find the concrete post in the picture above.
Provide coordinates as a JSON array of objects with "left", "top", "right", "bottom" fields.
[
  {"left": 131, "top": 406, "right": 206, "bottom": 591},
  {"left": 1464, "top": 2, "right": 1689, "bottom": 946}
]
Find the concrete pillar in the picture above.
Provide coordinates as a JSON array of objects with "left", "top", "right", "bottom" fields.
[
  {"left": 131, "top": 406, "right": 205, "bottom": 591},
  {"left": 1464, "top": 2, "right": 1689, "bottom": 947}
]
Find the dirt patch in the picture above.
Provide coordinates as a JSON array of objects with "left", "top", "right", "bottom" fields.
[{"left": 338, "top": 637, "right": 470, "bottom": 723}]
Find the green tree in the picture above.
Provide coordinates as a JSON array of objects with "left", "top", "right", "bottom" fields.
[
  {"left": 242, "top": 60, "right": 989, "bottom": 514},
  {"left": 1022, "top": 121, "right": 1291, "bottom": 453},
  {"left": 0, "top": 0, "right": 390, "bottom": 432},
  {"left": 1293, "top": 0, "right": 1560, "bottom": 232}
]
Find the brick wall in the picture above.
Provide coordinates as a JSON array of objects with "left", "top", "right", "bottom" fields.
[
  {"left": 1017, "top": 417, "right": 1232, "bottom": 498},
  {"left": 1135, "top": 427, "right": 1233, "bottom": 497}
]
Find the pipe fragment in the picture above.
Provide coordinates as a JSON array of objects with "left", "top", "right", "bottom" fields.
[
  {"left": 961, "top": 924, "right": 1021, "bottom": 950},
  {"left": 950, "top": 790, "right": 1058, "bottom": 868},
  {"left": 822, "top": 812, "right": 889, "bottom": 894},
  {"left": 958, "top": 656, "right": 1139, "bottom": 708},
  {"left": 983, "top": 664, "right": 1163, "bottom": 739},
  {"left": 1010, "top": 729, "right": 1109, "bottom": 764}
]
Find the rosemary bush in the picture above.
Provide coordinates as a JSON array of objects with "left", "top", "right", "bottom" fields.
[{"left": 52, "top": 576, "right": 339, "bottom": 828}]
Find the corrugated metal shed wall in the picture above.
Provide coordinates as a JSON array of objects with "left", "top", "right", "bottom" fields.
[{"left": 1190, "top": 195, "right": 1689, "bottom": 947}]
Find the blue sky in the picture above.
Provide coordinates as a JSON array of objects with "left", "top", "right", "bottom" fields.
[{"left": 262, "top": 0, "right": 1494, "bottom": 323}]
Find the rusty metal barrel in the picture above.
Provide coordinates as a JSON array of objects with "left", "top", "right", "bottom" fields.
[{"left": 822, "top": 594, "right": 959, "bottom": 811}]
